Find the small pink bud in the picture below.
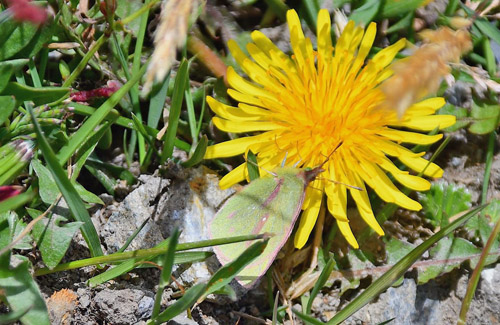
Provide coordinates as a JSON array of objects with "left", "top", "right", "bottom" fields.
[{"left": 0, "top": 186, "right": 22, "bottom": 202}]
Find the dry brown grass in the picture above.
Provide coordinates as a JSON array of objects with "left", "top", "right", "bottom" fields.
[{"left": 379, "top": 26, "right": 472, "bottom": 117}]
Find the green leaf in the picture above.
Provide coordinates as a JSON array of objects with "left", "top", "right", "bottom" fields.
[
  {"left": 468, "top": 101, "right": 500, "bottom": 135},
  {"left": 151, "top": 283, "right": 207, "bottom": 324},
  {"left": 349, "top": 0, "right": 381, "bottom": 26},
  {"left": 324, "top": 205, "right": 485, "bottom": 325},
  {"left": 15, "top": 21, "right": 59, "bottom": 59},
  {"left": 0, "top": 64, "right": 13, "bottom": 93},
  {"left": 29, "top": 107, "right": 103, "bottom": 257},
  {"left": 0, "top": 305, "right": 30, "bottom": 324},
  {"left": 417, "top": 237, "right": 481, "bottom": 284},
  {"left": 32, "top": 159, "right": 104, "bottom": 206},
  {"left": 0, "top": 256, "right": 50, "bottom": 325},
  {"left": 7, "top": 212, "right": 32, "bottom": 250},
  {"left": 246, "top": 150, "right": 260, "bottom": 181},
  {"left": 438, "top": 104, "right": 468, "bottom": 132},
  {"left": 0, "top": 82, "right": 69, "bottom": 106},
  {"left": 181, "top": 135, "right": 208, "bottom": 168},
  {"left": 152, "top": 229, "right": 180, "bottom": 319},
  {"left": 306, "top": 258, "right": 336, "bottom": 314},
  {"left": 29, "top": 209, "right": 83, "bottom": 269},
  {"left": 0, "top": 96, "right": 16, "bottom": 127},
  {"left": 31, "top": 159, "right": 60, "bottom": 205},
  {"left": 0, "top": 22, "right": 38, "bottom": 60},
  {"left": 161, "top": 59, "right": 189, "bottom": 162},
  {"left": 419, "top": 182, "right": 472, "bottom": 228},
  {"left": 474, "top": 18, "right": 500, "bottom": 49},
  {"left": 381, "top": 0, "right": 426, "bottom": 18}
]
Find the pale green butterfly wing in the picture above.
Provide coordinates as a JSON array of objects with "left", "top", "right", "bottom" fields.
[{"left": 209, "top": 167, "right": 320, "bottom": 288}]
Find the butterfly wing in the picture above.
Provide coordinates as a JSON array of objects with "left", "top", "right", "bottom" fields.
[{"left": 209, "top": 168, "right": 306, "bottom": 287}]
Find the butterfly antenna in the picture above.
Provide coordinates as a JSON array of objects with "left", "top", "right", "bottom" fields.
[{"left": 318, "top": 141, "right": 343, "bottom": 169}]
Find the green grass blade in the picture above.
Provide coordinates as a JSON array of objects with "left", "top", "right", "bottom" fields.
[
  {"left": 56, "top": 63, "right": 148, "bottom": 166},
  {"left": 36, "top": 233, "right": 265, "bottom": 277},
  {"left": 293, "top": 309, "right": 325, "bottom": 325},
  {"left": 326, "top": 205, "right": 486, "bottom": 325},
  {"left": 148, "top": 73, "right": 170, "bottom": 128},
  {"left": 161, "top": 59, "right": 189, "bottom": 163},
  {"left": 29, "top": 107, "right": 103, "bottom": 257},
  {"left": 458, "top": 208, "right": 500, "bottom": 324},
  {"left": 152, "top": 229, "right": 180, "bottom": 318},
  {"left": 151, "top": 283, "right": 207, "bottom": 324},
  {"left": 306, "top": 258, "right": 335, "bottom": 314}
]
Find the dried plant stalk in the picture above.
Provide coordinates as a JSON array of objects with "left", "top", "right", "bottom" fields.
[
  {"left": 143, "top": 0, "right": 196, "bottom": 94},
  {"left": 379, "top": 26, "right": 472, "bottom": 117}
]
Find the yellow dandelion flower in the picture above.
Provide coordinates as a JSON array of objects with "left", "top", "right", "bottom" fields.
[{"left": 205, "top": 9, "right": 456, "bottom": 249}]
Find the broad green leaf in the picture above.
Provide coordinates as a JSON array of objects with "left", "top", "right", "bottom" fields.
[
  {"left": 0, "top": 82, "right": 69, "bottom": 106},
  {"left": 385, "top": 238, "right": 415, "bottom": 265},
  {"left": 32, "top": 159, "right": 60, "bottom": 205},
  {"left": 30, "top": 209, "right": 83, "bottom": 269},
  {"left": 419, "top": 182, "right": 472, "bottom": 228},
  {"left": 29, "top": 107, "right": 103, "bottom": 257},
  {"left": 0, "top": 96, "right": 16, "bottom": 127},
  {"left": 350, "top": 0, "right": 381, "bottom": 26},
  {"left": 0, "top": 22, "right": 38, "bottom": 60},
  {"left": 7, "top": 212, "right": 32, "bottom": 250},
  {"left": 468, "top": 101, "right": 500, "bottom": 135},
  {"left": 0, "top": 256, "right": 50, "bottom": 325},
  {"left": 417, "top": 237, "right": 481, "bottom": 284},
  {"left": 0, "top": 64, "right": 13, "bottom": 93},
  {"left": 72, "top": 182, "right": 104, "bottom": 205},
  {"left": 32, "top": 159, "right": 103, "bottom": 205},
  {"left": 15, "top": 21, "right": 59, "bottom": 59}
]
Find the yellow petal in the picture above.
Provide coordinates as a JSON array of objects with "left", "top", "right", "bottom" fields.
[
  {"left": 246, "top": 43, "right": 272, "bottom": 70},
  {"left": 347, "top": 171, "right": 385, "bottom": 235},
  {"left": 205, "top": 133, "right": 275, "bottom": 158},
  {"left": 227, "top": 67, "right": 277, "bottom": 102},
  {"left": 251, "top": 30, "right": 296, "bottom": 73},
  {"left": 294, "top": 193, "right": 322, "bottom": 249},
  {"left": 376, "top": 128, "right": 443, "bottom": 145},
  {"left": 399, "top": 155, "right": 443, "bottom": 178},
  {"left": 325, "top": 164, "right": 348, "bottom": 222},
  {"left": 227, "top": 89, "right": 265, "bottom": 107},
  {"left": 376, "top": 155, "right": 431, "bottom": 191},
  {"left": 371, "top": 38, "right": 406, "bottom": 69},
  {"left": 397, "top": 115, "right": 456, "bottom": 131},
  {"left": 213, "top": 117, "right": 281, "bottom": 132},
  {"left": 404, "top": 97, "right": 446, "bottom": 117},
  {"left": 337, "top": 220, "right": 359, "bottom": 249},
  {"left": 317, "top": 9, "right": 332, "bottom": 60},
  {"left": 207, "top": 97, "right": 265, "bottom": 121},
  {"left": 219, "top": 163, "right": 246, "bottom": 189}
]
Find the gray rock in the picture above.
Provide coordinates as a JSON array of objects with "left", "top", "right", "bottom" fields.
[{"left": 94, "top": 288, "right": 153, "bottom": 324}]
